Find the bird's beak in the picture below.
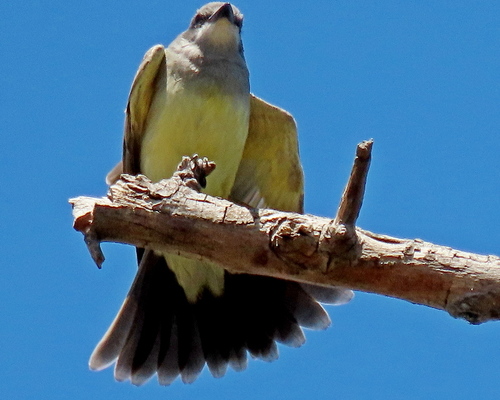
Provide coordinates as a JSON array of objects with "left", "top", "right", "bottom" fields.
[{"left": 209, "top": 3, "right": 235, "bottom": 25}]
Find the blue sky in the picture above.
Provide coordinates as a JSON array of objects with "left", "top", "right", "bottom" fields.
[{"left": 1, "top": 1, "right": 499, "bottom": 399}]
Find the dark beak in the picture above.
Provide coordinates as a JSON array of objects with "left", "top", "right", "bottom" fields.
[{"left": 209, "top": 3, "right": 235, "bottom": 24}]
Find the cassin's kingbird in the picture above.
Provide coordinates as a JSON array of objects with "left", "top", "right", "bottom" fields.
[{"left": 89, "top": 2, "right": 353, "bottom": 385}]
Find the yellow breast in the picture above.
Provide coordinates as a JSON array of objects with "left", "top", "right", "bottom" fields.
[{"left": 141, "top": 80, "right": 250, "bottom": 198}]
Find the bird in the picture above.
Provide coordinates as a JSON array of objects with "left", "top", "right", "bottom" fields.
[{"left": 89, "top": 2, "right": 353, "bottom": 385}]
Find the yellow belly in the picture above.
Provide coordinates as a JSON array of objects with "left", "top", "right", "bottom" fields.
[
  {"left": 140, "top": 80, "right": 250, "bottom": 302},
  {"left": 141, "top": 84, "right": 250, "bottom": 198}
]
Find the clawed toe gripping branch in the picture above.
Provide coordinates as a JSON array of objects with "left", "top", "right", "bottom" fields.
[{"left": 70, "top": 141, "right": 500, "bottom": 324}]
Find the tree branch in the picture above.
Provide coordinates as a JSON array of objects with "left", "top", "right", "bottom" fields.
[{"left": 70, "top": 146, "right": 500, "bottom": 325}]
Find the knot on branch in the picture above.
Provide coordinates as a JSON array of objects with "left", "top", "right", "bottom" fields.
[
  {"left": 270, "top": 218, "right": 323, "bottom": 270},
  {"left": 447, "top": 284, "right": 500, "bottom": 324},
  {"left": 320, "top": 223, "right": 360, "bottom": 270},
  {"left": 267, "top": 217, "right": 360, "bottom": 273}
]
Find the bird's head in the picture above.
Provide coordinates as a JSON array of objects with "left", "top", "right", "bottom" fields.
[{"left": 185, "top": 2, "right": 244, "bottom": 55}]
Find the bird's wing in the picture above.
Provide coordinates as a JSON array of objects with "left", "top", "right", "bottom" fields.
[
  {"left": 231, "top": 95, "right": 354, "bottom": 306},
  {"left": 106, "top": 44, "right": 166, "bottom": 184},
  {"left": 230, "top": 94, "right": 304, "bottom": 212}
]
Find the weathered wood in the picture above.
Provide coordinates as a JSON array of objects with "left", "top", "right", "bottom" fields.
[{"left": 70, "top": 170, "right": 500, "bottom": 325}]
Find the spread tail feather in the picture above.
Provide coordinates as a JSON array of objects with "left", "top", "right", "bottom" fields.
[{"left": 89, "top": 251, "right": 352, "bottom": 385}]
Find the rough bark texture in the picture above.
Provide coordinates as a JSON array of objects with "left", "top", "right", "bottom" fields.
[{"left": 70, "top": 168, "right": 500, "bottom": 325}]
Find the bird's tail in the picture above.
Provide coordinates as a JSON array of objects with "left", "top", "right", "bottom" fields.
[{"left": 89, "top": 250, "right": 352, "bottom": 385}]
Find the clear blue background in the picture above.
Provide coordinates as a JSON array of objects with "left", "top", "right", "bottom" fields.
[{"left": 1, "top": 1, "right": 499, "bottom": 399}]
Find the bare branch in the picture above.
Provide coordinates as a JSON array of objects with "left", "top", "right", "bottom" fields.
[{"left": 70, "top": 147, "right": 500, "bottom": 325}]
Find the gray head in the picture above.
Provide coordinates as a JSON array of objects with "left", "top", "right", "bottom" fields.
[{"left": 183, "top": 3, "right": 244, "bottom": 55}]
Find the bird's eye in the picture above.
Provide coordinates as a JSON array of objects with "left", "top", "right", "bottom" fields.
[{"left": 191, "top": 14, "right": 208, "bottom": 28}]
